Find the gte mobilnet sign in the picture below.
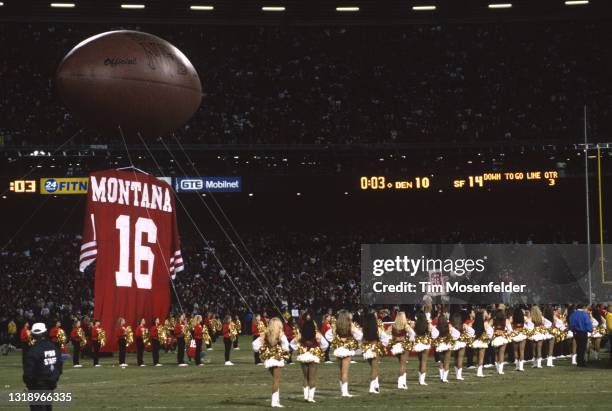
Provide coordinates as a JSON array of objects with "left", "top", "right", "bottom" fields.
[{"left": 175, "top": 177, "right": 242, "bottom": 193}]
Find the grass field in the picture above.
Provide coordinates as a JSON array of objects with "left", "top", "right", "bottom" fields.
[{"left": 1, "top": 337, "right": 611, "bottom": 410}]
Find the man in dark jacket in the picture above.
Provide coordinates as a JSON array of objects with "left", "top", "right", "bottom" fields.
[{"left": 22, "top": 322, "right": 63, "bottom": 410}]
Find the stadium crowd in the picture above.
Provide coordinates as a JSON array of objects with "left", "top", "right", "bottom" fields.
[
  {"left": 0, "top": 223, "right": 589, "bottom": 333},
  {"left": 1, "top": 21, "right": 611, "bottom": 147}
]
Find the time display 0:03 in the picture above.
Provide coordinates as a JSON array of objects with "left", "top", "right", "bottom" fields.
[{"left": 359, "top": 176, "right": 431, "bottom": 190}]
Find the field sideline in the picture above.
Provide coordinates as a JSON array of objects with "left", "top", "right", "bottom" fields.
[{"left": 1, "top": 336, "right": 611, "bottom": 410}]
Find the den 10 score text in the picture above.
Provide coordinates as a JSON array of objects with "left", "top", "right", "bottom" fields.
[{"left": 359, "top": 176, "right": 431, "bottom": 191}]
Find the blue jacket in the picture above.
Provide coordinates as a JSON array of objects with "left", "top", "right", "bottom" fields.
[{"left": 569, "top": 310, "right": 593, "bottom": 333}]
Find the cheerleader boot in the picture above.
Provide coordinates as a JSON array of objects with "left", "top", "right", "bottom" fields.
[
  {"left": 438, "top": 368, "right": 444, "bottom": 382},
  {"left": 518, "top": 360, "right": 524, "bottom": 372},
  {"left": 476, "top": 365, "right": 485, "bottom": 377},
  {"left": 303, "top": 386, "right": 309, "bottom": 401},
  {"left": 307, "top": 387, "right": 316, "bottom": 403},
  {"left": 397, "top": 373, "right": 407, "bottom": 389},
  {"left": 515, "top": 360, "right": 520, "bottom": 371},
  {"left": 418, "top": 372, "right": 428, "bottom": 386},
  {"left": 374, "top": 377, "right": 380, "bottom": 391},
  {"left": 442, "top": 369, "right": 449, "bottom": 383},
  {"left": 571, "top": 354, "right": 577, "bottom": 365},
  {"left": 498, "top": 363, "right": 504, "bottom": 375},
  {"left": 536, "top": 358, "right": 543, "bottom": 368},
  {"left": 369, "top": 379, "right": 379, "bottom": 394},
  {"left": 546, "top": 356, "right": 554, "bottom": 367},
  {"left": 271, "top": 391, "right": 283, "bottom": 408},
  {"left": 341, "top": 382, "right": 352, "bottom": 398},
  {"left": 494, "top": 362, "right": 499, "bottom": 373},
  {"left": 455, "top": 367, "right": 464, "bottom": 380}
]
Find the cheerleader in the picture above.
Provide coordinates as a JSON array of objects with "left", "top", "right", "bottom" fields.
[
  {"left": 432, "top": 314, "right": 453, "bottom": 383},
  {"left": 252, "top": 314, "right": 266, "bottom": 365},
  {"left": 540, "top": 306, "right": 556, "bottom": 367},
  {"left": 390, "top": 311, "right": 415, "bottom": 389},
  {"left": 511, "top": 307, "right": 527, "bottom": 371},
  {"left": 529, "top": 306, "right": 546, "bottom": 368},
  {"left": 451, "top": 312, "right": 471, "bottom": 380},
  {"left": 136, "top": 318, "right": 147, "bottom": 367},
  {"left": 290, "top": 315, "right": 328, "bottom": 403},
  {"left": 324, "top": 310, "right": 363, "bottom": 397},
  {"left": 222, "top": 315, "right": 235, "bottom": 365},
  {"left": 589, "top": 307, "right": 604, "bottom": 361},
  {"left": 193, "top": 315, "right": 205, "bottom": 366},
  {"left": 175, "top": 313, "right": 188, "bottom": 367},
  {"left": 470, "top": 310, "right": 493, "bottom": 377},
  {"left": 412, "top": 311, "right": 432, "bottom": 385},
  {"left": 150, "top": 317, "right": 162, "bottom": 366},
  {"left": 70, "top": 319, "right": 83, "bottom": 368},
  {"left": 233, "top": 315, "right": 242, "bottom": 350},
  {"left": 491, "top": 309, "right": 509, "bottom": 375},
  {"left": 116, "top": 318, "right": 128, "bottom": 368},
  {"left": 91, "top": 320, "right": 103, "bottom": 368},
  {"left": 361, "top": 312, "right": 391, "bottom": 393},
  {"left": 252, "top": 317, "right": 290, "bottom": 408}
]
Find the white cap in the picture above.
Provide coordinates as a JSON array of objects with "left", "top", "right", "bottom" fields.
[{"left": 31, "top": 323, "right": 47, "bottom": 335}]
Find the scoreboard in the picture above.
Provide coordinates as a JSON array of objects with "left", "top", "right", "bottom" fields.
[
  {"left": 6, "top": 170, "right": 562, "bottom": 196},
  {"left": 359, "top": 170, "right": 559, "bottom": 191}
]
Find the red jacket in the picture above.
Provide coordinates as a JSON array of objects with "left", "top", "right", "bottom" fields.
[
  {"left": 222, "top": 323, "right": 231, "bottom": 339},
  {"left": 49, "top": 326, "right": 60, "bottom": 343},
  {"left": 322, "top": 322, "right": 331, "bottom": 334},
  {"left": 20, "top": 327, "right": 30, "bottom": 343},
  {"left": 70, "top": 327, "right": 80, "bottom": 341},
  {"left": 283, "top": 323, "right": 294, "bottom": 340},
  {"left": 194, "top": 324, "right": 203, "bottom": 340},
  {"left": 150, "top": 325, "right": 159, "bottom": 340},
  {"left": 91, "top": 326, "right": 99, "bottom": 341},
  {"left": 251, "top": 322, "right": 260, "bottom": 337},
  {"left": 174, "top": 322, "right": 184, "bottom": 338},
  {"left": 116, "top": 326, "right": 126, "bottom": 339},
  {"left": 135, "top": 325, "right": 146, "bottom": 338}
]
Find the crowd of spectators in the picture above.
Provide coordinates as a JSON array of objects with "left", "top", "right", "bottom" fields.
[
  {"left": 0, "top": 221, "right": 586, "bottom": 331},
  {"left": 1, "top": 21, "right": 611, "bottom": 147}
]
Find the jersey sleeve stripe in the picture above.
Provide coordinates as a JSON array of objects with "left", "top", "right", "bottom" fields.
[
  {"left": 79, "top": 257, "right": 96, "bottom": 272},
  {"left": 80, "top": 241, "right": 97, "bottom": 251},
  {"left": 79, "top": 249, "right": 97, "bottom": 260}
]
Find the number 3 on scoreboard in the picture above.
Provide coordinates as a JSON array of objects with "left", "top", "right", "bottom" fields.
[{"left": 115, "top": 215, "right": 158, "bottom": 289}]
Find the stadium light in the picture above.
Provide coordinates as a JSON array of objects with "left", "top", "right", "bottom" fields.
[
  {"left": 336, "top": 6, "right": 360, "bottom": 12},
  {"left": 262, "top": 6, "right": 286, "bottom": 11},
  {"left": 412, "top": 5, "right": 437, "bottom": 11},
  {"left": 0, "top": 2, "right": 4, "bottom": 6},
  {"left": 190, "top": 5, "right": 214, "bottom": 11},
  {"left": 121, "top": 4, "right": 145, "bottom": 9},
  {"left": 50, "top": 3, "right": 76, "bottom": 7},
  {"left": 565, "top": 0, "right": 588, "bottom": 5},
  {"left": 488, "top": 3, "right": 512, "bottom": 8}
]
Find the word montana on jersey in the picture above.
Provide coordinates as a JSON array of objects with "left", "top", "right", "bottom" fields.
[
  {"left": 79, "top": 169, "right": 184, "bottom": 351},
  {"left": 90, "top": 174, "right": 173, "bottom": 212}
]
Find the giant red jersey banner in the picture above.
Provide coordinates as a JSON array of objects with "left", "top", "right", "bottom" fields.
[{"left": 79, "top": 170, "right": 184, "bottom": 351}]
